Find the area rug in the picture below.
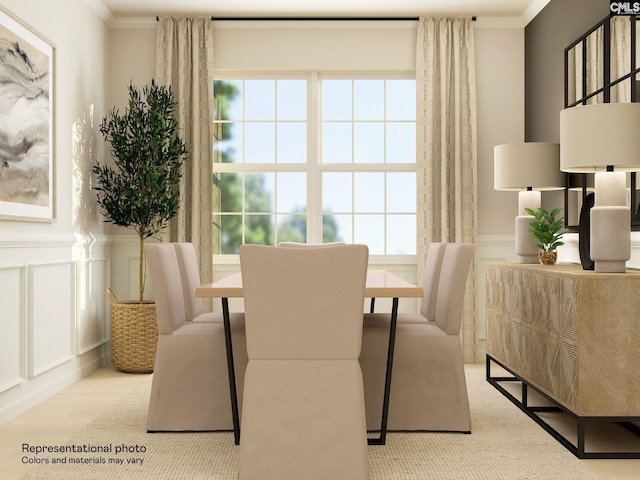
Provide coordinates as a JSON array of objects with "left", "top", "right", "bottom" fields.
[{"left": 20, "top": 365, "right": 601, "bottom": 480}]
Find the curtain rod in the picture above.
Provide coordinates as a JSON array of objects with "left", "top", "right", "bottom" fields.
[{"left": 156, "top": 16, "right": 477, "bottom": 22}]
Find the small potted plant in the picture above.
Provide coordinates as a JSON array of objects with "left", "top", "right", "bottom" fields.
[
  {"left": 525, "top": 207, "right": 565, "bottom": 265},
  {"left": 93, "top": 80, "right": 187, "bottom": 372}
]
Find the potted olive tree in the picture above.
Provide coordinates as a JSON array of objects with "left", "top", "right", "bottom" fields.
[
  {"left": 525, "top": 207, "right": 565, "bottom": 265},
  {"left": 93, "top": 80, "right": 187, "bottom": 372}
]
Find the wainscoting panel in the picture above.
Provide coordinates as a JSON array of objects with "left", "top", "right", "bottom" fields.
[
  {"left": 0, "top": 234, "right": 109, "bottom": 423},
  {"left": 0, "top": 266, "right": 26, "bottom": 392},
  {"left": 28, "top": 262, "right": 75, "bottom": 377},
  {"left": 75, "top": 258, "right": 109, "bottom": 355}
]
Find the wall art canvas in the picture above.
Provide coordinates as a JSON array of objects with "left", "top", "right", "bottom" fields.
[{"left": 0, "top": 8, "right": 54, "bottom": 221}]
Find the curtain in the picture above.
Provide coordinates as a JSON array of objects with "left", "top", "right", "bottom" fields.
[
  {"left": 580, "top": 25, "right": 605, "bottom": 104},
  {"left": 416, "top": 16, "right": 478, "bottom": 361},
  {"left": 576, "top": 17, "right": 632, "bottom": 105},
  {"left": 610, "top": 16, "right": 632, "bottom": 103},
  {"left": 156, "top": 17, "right": 215, "bottom": 291}
]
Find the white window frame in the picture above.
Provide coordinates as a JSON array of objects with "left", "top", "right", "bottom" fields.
[{"left": 212, "top": 71, "right": 417, "bottom": 266}]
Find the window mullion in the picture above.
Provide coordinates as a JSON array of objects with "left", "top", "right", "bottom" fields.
[{"left": 307, "top": 72, "right": 321, "bottom": 243}]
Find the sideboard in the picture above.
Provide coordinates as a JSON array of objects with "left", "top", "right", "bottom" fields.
[{"left": 485, "top": 262, "right": 640, "bottom": 459}]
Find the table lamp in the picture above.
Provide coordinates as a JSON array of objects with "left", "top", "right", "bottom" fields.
[
  {"left": 560, "top": 102, "right": 640, "bottom": 273},
  {"left": 494, "top": 143, "right": 564, "bottom": 263}
]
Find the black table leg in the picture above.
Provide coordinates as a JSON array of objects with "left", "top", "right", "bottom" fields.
[
  {"left": 368, "top": 297, "right": 399, "bottom": 446},
  {"left": 222, "top": 298, "right": 240, "bottom": 445}
]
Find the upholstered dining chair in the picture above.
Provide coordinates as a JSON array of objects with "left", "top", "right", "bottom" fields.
[
  {"left": 370, "top": 241, "right": 447, "bottom": 320},
  {"left": 173, "top": 242, "right": 210, "bottom": 322},
  {"left": 238, "top": 244, "right": 370, "bottom": 480},
  {"left": 144, "top": 243, "right": 248, "bottom": 432},
  {"left": 173, "top": 242, "right": 241, "bottom": 324},
  {"left": 360, "top": 242, "right": 474, "bottom": 433}
]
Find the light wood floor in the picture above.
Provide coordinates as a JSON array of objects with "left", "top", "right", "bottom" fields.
[{"left": 1, "top": 363, "right": 638, "bottom": 480}]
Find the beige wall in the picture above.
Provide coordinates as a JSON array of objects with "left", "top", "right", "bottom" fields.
[
  {"left": 0, "top": 0, "right": 110, "bottom": 422},
  {"left": 109, "top": 26, "right": 156, "bottom": 110},
  {"left": 212, "top": 20, "right": 416, "bottom": 71},
  {"left": 475, "top": 26, "right": 525, "bottom": 235}
]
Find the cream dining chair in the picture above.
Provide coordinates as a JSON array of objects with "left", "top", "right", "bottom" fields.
[
  {"left": 238, "top": 244, "right": 370, "bottom": 480},
  {"left": 369, "top": 241, "right": 447, "bottom": 321},
  {"left": 173, "top": 242, "right": 244, "bottom": 324},
  {"left": 360, "top": 242, "right": 474, "bottom": 433},
  {"left": 173, "top": 242, "right": 213, "bottom": 322},
  {"left": 144, "top": 243, "right": 248, "bottom": 431}
]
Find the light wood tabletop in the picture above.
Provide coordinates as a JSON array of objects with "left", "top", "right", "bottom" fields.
[{"left": 196, "top": 269, "right": 423, "bottom": 299}]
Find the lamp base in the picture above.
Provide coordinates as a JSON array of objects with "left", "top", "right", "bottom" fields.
[
  {"left": 590, "top": 204, "right": 630, "bottom": 274},
  {"left": 515, "top": 215, "right": 538, "bottom": 264},
  {"left": 593, "top": 261, "right": 627, "bottom": 273}
]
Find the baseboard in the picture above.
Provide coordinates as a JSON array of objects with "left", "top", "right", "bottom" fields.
[{"left": 0, "top": 350, "right": 105, "bottom": 424}]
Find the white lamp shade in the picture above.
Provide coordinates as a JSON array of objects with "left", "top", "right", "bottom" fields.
[
  {"left": 494, "top": 143, "right": 564, "bottom": 191},
  {"left": 560, "top": 103, "right": 640, "bottom": 172}
]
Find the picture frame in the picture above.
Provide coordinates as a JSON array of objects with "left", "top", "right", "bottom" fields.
[{"left": 0, "top": 7, "right": 54, "bottom": 222}]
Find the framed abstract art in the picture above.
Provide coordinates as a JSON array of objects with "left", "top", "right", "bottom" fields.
[{"left": 0, "top": 7, "right": 54, "bottom": 221}]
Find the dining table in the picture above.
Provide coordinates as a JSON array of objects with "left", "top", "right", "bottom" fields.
[{"left": 195, "top": 269, "right": 423, "bottom": 446}]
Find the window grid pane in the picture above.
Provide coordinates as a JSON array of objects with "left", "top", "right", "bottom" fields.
[{"left": 321, "top": 79, "right": 417, "bottom": 166}]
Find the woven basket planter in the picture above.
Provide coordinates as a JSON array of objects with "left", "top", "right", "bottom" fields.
[{"left": 108, "top": 288, "right": 158, "bottom": 373}]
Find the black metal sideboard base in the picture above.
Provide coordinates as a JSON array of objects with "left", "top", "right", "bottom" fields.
[{"left": 486, "top": 355, "right": 640, "bottom": 459}]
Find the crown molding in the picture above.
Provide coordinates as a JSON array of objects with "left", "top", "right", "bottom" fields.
[
  {"left": 109, "top": 16, "right": 158, "bottom": 28},
  {"left": 473, "top": 16, "right": 526, "bottom": 29},
  {"left": 85, "top": 0, "right": 551, "bottom": 29},
  {"left": 522, "top": 0, "right": 552, "bottom": 26},
  {"left": 84, "top": 0, "right": 114, "bottom": 24}
]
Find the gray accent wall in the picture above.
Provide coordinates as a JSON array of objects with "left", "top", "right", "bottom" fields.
[{"left": 525, "top": 0, "right": 609, "bottom": 142}]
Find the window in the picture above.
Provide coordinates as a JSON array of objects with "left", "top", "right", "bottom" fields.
[{"left": 213, "top": 74, "right": 416, "bottom": 256}]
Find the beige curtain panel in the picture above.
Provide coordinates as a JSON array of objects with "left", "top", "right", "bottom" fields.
[
  {"left": 416, "top": 16, "right": 478, "bottom": 361},
  {"left": 156, "top": 17, "right": 216, "bottom": 294}
]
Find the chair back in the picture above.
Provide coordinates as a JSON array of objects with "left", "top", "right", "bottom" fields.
[
  {"left": 277, "top": 241, "right": 345, "bottom": 247},
  {"left": 435, "top": 243, "right": 474, "bottom": 335},
  {"left": 144, "top": 243, "right": 186, "bottom": 335},
  {"left": 173, "top": 242, "right": 204, "bottom": 321},
  {"left": 419, "top": 242, "right": 447, "bottom": 320},
  {"left": 240, "top": 244, "right": 368, "bottom": 360}
]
